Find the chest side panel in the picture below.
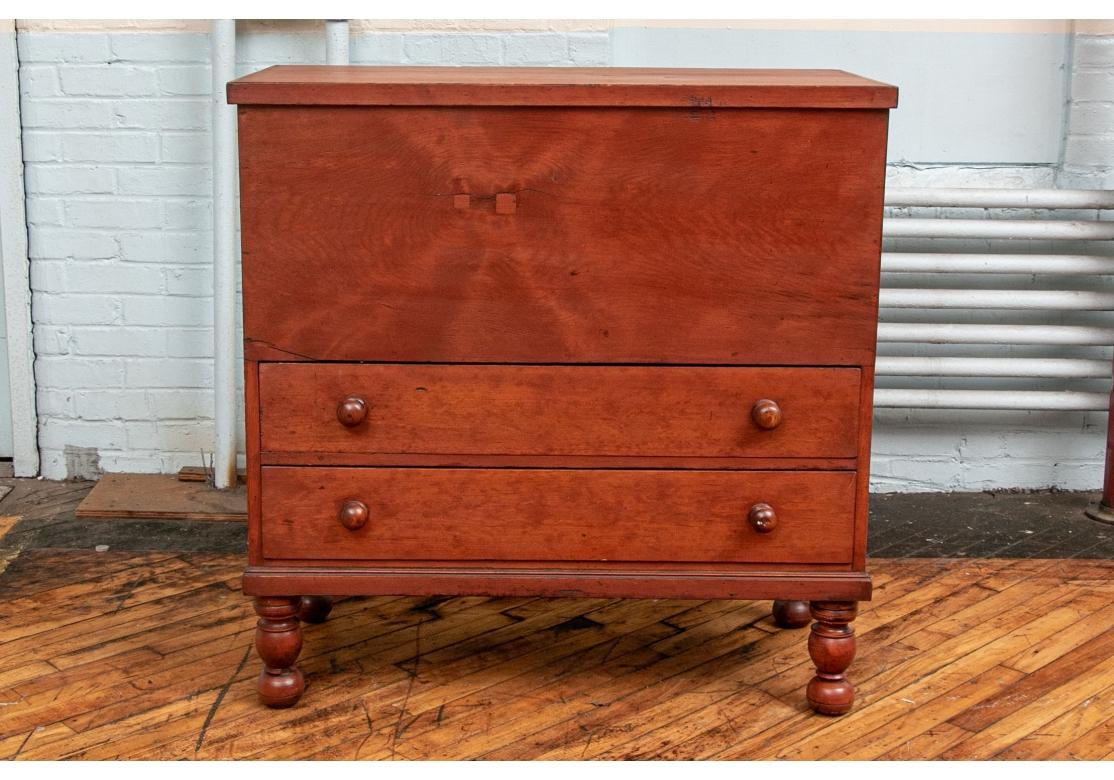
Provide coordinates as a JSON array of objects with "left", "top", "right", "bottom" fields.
[{"left": 238, "top": 105, "right": 887, "bottom": 365}]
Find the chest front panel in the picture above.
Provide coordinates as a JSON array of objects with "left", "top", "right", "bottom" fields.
[{"left": 239, "top": 105, "right": 887, "bottom": 366}]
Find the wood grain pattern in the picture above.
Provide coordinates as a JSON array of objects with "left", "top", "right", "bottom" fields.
[
  {"left": 2, "top": 553, "right": 1111, "bottom": 760},
  {"left": 256, "top": 452, "right": 859, "bottom": 470},
  {"left": 228, "top": 65, "right": 898, "bottom": 108},
  {"left": 234, "top": 67, "right": 892, "bottom": 713},
  {"left": 242, "top": 567, "right": 872, "bottom": 602},
  {"left": 259, "top": 467, "right": 857, "bottom": 564},
  {"left": 258, "top": 363, "right": 861, "bottom": 460},
  {"left": 74, "top": 474, "right": 247, "bottom": 521},
  {"left": 238, "top": 105, "right": 888, "bottom": 366}
]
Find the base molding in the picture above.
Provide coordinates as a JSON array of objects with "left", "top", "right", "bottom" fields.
[{"left": 242, "top": 566, "right": 872, "bottom": 601}]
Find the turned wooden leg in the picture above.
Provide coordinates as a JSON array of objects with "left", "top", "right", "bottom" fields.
[
  {"left": 254, "top": 596, "right": 305, "bottom": 708},
  {"left": 299, "top": 595, "right": 333, "bottom": 624},
  {"left": 772, "top": 599, "right": 811, "bottom": 629},
  {"left": 806, "top": 600, "right": 858, "bottom": 715}
]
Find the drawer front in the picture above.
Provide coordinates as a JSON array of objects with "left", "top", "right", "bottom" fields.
[
  {"left": 259, "top": 364, "right": 861, "bottom": 460},
  {"left": 239, "top": 106, "right": 887, "bottom": 366},
  {"left": 260, "top": 467, "right": 856, "bottom": 563}
]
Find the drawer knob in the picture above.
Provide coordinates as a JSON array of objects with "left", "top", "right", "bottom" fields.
[
  {"left": 748, "top": 502, "right": 778, "bottom": 533},
  {"left": 751, "top": 399, "right": 782, "bottom": 430},
  {"left": 336, "top": 396, "right": 368, "bottom": 427},
  {"left": 338, "top": 499, "right": 369, "bottom": 530}
]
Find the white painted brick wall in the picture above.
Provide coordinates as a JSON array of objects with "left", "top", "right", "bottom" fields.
[
  {"left": 1061, "top": 33, "right": 1114, "bottom": 189},
  {"left": 12, "top": 22, "right": 1112, "bottom": 492},
  {"left": 16, "top": 24, "right": 610, "bottom": 480}
]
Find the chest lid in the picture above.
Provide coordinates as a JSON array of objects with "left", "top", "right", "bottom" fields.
[{"left": 227, "top": 65, "right": 897, "bottom": 109}]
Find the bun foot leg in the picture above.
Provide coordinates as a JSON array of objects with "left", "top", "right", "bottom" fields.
[
  {"left": 806, "top": 600, "right": 857, "bottom": 715},
  {"left": 254, "top": 596, "right": 305, "bottom": 708},
  {"left": 299, "top": 595, "right": 334, "bottom": 624},
  {"left": 258, "top": 666, "right": 305, "bottom": 709},
  {"left": 772, "top": 599, "right": 810, "bottom": 629}
]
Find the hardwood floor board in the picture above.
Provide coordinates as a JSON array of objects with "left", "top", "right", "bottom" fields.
[
  {"left": 461, "top": 592, "right": 886, "bottom": 757},
  {"left": 581, "top": 687, "right": 797, "bottom": 760},
  {"left": 994, "top": 679, "right": 1114, "bottom": 760},
  {"left": 351, "top": 600, "right": 769, "bottom": 760},
  {"left": 4, "top": 553, "right": 1114, "bottom": 760},
  {"left": 232, "top": 628, "right": 668, "bottom": 762},
  {"left": 2, "top": 577, "right": 244, "bottom": 677},
  {"left": 19, "top": 689, "right": 223, "bottom": 760},
  {"left": 544, "top": 663, "right": 802, "bottom": 760},
  {"left": 0, "top": 552, "right": 236, "bottom": 637},
  {"left": 1051, "top": 712, "right": 1114, "bottom": 760},
  {"left": 508, "top": 632, "right": 792, "bottom": 758},
  {"left": 185, "top": 596, "right": 585, "bottom": 758},
  {"left": 1003, "top": 599, "right": 1114, "bottom": 674},
  {"left": 743, "top": 570, "right": 1018, "bottom": 702},
  {"left": 55, "top": 582, "right": 251, "bottom": 670},
  {"left": 0, "top": 722, "right": 78, "bottom": 760},
  {"left": 775, "top": 590, "right": 1091, "bottom": 758},
  {"left": 643, "top": 689, "right": 808, "bottom": 760},
  {"left": 263, "top": 624, "right": 679, "bottom": 761},
  {"left": 708, "top": 582, "right": 1084, "bottom": 759},
  {"left": 83, "top": 593, "right": 506, "bottom": 748},
  {"left": 522, "top": 580, "right": 950, "bottom": 760},
  {"left": 0, "top": 549, "right": 177, "bottom": 600},
  {"left": 297, "top": 599, "right": 705, "bottom": 761},
  {"left": 949, "top": 625, "right": 1114, "bottom": 733},
  {"left": 117, "top": 601, "right": 512, "bottom": 757},
  {"left": 398, "top": 598, "right": 618, "bottom": 671},
  {"left": 765, "top": 595, "right": 1099, "bottom": 760},
  {"left": 452, "top": 634, "right": 779, "bottom": 759},
  {"left": 877, "top": 722, "right": 973, "bottom": 760},
  {"left": 0, "top": 554, "right": 199, "bottom": 639},
  {"left": 0, "top": 660, "right": 56, "bottom": 690},
  {"left": 0, "top": 642, "right": 250, "bottom": 739},
  {"left": 939, "top": 644, "right": 1114, "bottom": 759},
  {"left": 754, "top": 574, "right": 1011, "bottom": 702},
  {"left": 824, "top": 665, "right": 1026, "bottom": 760},
  {"left": 14, "top": 645, "right": 166, "bottom": 698},
  {"left": 973, "top": 558, "right": 1061, "bottom": 592},
  {"left": 0, "top": 647, "right": 171, "bottom": 738}
]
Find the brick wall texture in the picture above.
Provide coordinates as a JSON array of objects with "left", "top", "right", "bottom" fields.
[
  {"left": 11, "top": 23, "right": 1114, "bottom": 489},
  {"left": 17, "top": 27, "right": 609, "bottom": 480}
]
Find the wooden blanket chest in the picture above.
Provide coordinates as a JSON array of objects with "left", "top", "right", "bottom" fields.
[{"left": 228, "top": 65, "right": 897, "bottom": 713}]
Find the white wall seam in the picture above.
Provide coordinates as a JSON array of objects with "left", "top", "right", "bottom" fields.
[{"left": 0, "top": 25, "right": 40, "bottom": 475}]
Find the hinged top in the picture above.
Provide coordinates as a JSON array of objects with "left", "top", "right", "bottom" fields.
[{"left": 227, "top": 65, "right": 897, "bottom": 109}]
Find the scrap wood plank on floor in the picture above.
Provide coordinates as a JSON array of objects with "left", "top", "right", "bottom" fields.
[
  {"left": 2, "top": 551, "right": 1114, "bottom": 760},
  {"left": 176, "top": 467, "right": 245, "bottom": 485},
  {"left": 74, "top": 474, "right": 246, "bottom": 522}
]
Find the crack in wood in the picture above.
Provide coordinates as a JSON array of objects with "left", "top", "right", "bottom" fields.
[{"left": 194, "top": 643, "right": 252, "bottom": 754}]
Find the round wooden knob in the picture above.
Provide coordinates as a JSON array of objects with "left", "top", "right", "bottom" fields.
[
  {"left": 751, "top": 399, "right": 782, "bottom": 430},
  {"left": 336, "top": 396, "right": 368, "bottom": 427},
  {"left": 338, "top": 499, "right": 369, "bottom": 530},
  {"left": 748, "top": 502, "right": 778, "bottom": 533}
]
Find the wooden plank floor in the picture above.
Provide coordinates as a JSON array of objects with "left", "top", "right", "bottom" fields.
[{"left": 2, "top": 548, "right": 1113, "bottom": 759}]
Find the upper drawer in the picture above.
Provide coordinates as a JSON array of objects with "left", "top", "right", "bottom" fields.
[
  {"left": 259, "top": 363, "right": 861, "bottom": 460},
  {"left": 238, "top": 106, "right": 887, "bottom": 365}
]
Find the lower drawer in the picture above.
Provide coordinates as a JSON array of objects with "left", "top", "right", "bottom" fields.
[{"left": 260, "top": 467, "right": 856, "bottom": 564}]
